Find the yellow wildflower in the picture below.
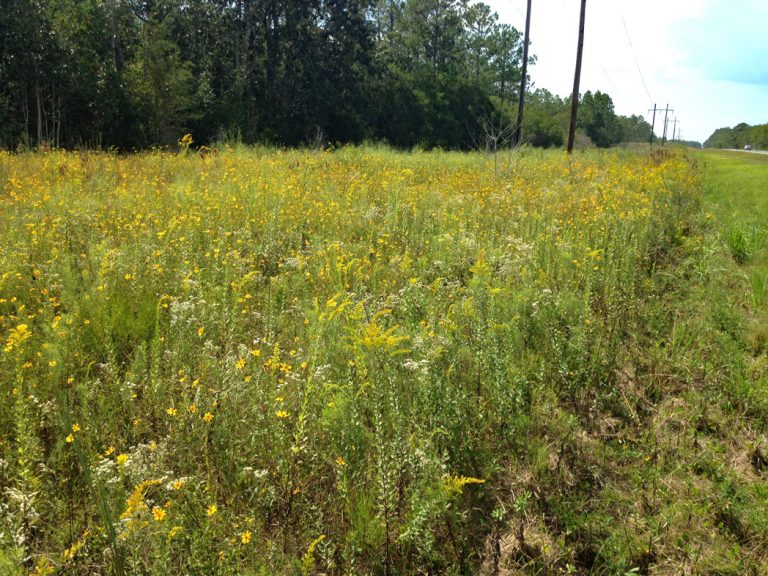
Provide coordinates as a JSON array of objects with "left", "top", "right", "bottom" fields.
[{"left": 4, "top": 323, "right": 31, "bottom": 353}]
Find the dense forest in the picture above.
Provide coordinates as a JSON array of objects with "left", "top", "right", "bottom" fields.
[
  {"left": 0, "top": 0, "right": 651, "bottom": 150},
  {"left": 705, "top": 121, "right": 768, "bottom": 150}
]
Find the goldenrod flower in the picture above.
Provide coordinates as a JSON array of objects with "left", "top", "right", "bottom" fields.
[{"left": 4, "top": 324, "right": 31, "bottom": 353}]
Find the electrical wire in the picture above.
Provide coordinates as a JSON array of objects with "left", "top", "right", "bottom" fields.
[{"left": 619, "top": 13, "right": 654, "bottom": 104}]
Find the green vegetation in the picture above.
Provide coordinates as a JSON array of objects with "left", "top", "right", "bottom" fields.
[
  {"left": 705, "top": 122, "right": 768, "bottom": 150},
  {"left": 0, "top": 1, "right": 652, "bottom": 151},
  {"left": 1, "top": 146, "right": 766, "bottom": 574}
]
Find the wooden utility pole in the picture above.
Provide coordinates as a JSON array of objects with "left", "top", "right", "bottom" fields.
[
  {"left": 671, "top": 118, "right": 679, "bottom": 142},
  {"left": 567, "top": 0, "right": 587, "bottom": 154},
  {"left": 660, "top": 104, "right": 673, "bottom": 146},
  {"left": 648, "top": 104, "right": 657, "bottom": 146},
  {"left": 514, "top": 0, "right": 532, "bottom": 147}
]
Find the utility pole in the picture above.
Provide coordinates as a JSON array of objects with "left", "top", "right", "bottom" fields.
[
  {"left": 671, "top": 119, "right": 679, "bottom": 142},
  {"left": 567, "top": 0, "right": 587, "bottom": 154},
  {"left": 660, "top": 104, "right": 673, "bottom": 146},
  {"left": 514, "top": 0, "right": 532, "bottom": 147},
  {"left": 648, "top": 104, "right": 657, "bottom": 146}
]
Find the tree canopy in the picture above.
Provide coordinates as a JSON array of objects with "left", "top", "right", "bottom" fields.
[
  {"left": 0, "top": 0, "right": 654, "bottom": 150},
  {"left": 705, "top": 122, "right": 768, "bottom": 150}
]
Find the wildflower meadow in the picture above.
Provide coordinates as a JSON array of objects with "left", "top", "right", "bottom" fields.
[{"left": 1, "top": 147, "right": 766, "bottom": 574}]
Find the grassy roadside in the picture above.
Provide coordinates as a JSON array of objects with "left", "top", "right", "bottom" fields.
[
  {"left": 703, "top": 150, "right": 768, "bottom": 323},
  {"left": 646, "top": 149, "right": 768, "bottom": 573}
]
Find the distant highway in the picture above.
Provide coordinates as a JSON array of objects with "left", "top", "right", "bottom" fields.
[{"left": 723, "top": 148, "right": 768, "bottom": 155}]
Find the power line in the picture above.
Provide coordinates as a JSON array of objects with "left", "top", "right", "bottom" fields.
[{"left": 619, "top": 13, "right": 654, "bottom": 104}]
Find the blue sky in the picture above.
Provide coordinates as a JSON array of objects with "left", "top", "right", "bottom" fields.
[{"left": 484, "top": 0, "right": 768, "bottom": 143}]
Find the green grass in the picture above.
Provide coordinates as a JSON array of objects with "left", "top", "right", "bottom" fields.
[{"left": 703, "top": 150, "right": 768, "bottom": 346}]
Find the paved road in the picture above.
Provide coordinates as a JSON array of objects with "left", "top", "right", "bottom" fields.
[{"left": 723, "top": 148, "right": 768, "bottom": 155}]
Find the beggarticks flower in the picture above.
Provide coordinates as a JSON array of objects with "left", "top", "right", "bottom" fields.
[
  {"left": 276, "top": 410, "right": 290, "bottom": 419},
  {"left": 206, "top": 504, "right": 218, "bottom": 517},
  {"left": 152, "top": 507, "right": 166, "bottom": 521},
  {"left": 166, "top": 407, "right": 177, "bottom": 416},
  {"left": 241, "top": 530, "right": 252, "bottom": 544},
  {"left": 203, "top": 412, "right": 214, "bottom": 422},
  {"left": 66, "top": 423, "right": 82, "bottom": 444}
]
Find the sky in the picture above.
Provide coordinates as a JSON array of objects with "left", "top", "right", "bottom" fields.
[{"left": 484, "top": 0, "right": 768, "bottom": 143}]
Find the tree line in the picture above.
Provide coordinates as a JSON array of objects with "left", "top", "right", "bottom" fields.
[
  {"left": 0, "top": 0, "right": 652, "bottom": 151},
  {"left": 705, "top": 122, "right": 768, "bottom": 150}
]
